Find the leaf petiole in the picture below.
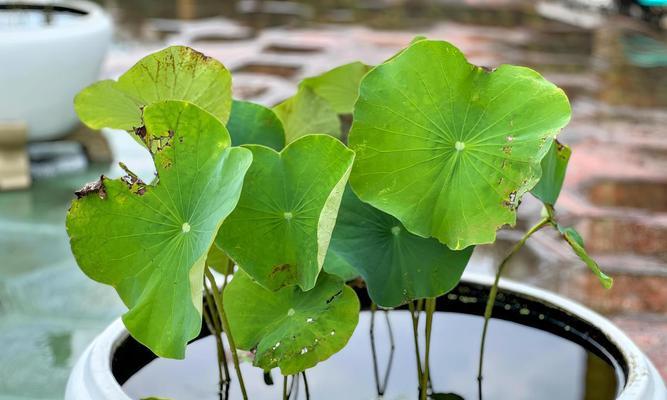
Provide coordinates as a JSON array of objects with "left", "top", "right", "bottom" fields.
[{"left": 204, "top": 266, "right": 248, "bottom": 400}]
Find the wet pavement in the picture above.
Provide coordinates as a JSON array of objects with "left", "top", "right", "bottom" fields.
[{"left": 1, "top": 0, "right": 666, "bottom": 398}]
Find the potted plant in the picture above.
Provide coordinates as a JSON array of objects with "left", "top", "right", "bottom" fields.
[
  {"left": 0, "top": 0, "right": 112, "bottom": 140},
  {"left": 64, "top": 43, "right": 665, "bottom": 399}
]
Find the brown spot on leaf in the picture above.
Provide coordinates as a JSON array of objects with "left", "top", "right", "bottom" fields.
[
  {"left": 119, "top": 162, "right": 147, "bottom": 196},
  {"left": 75, "top": 175, "right": 107, "bottom": 200},
  {"left": 271, "top": 263, "right": 293, "bottom": 276},
  {"left": 134, "top": 126, "right": 147, "bottom": 141}
]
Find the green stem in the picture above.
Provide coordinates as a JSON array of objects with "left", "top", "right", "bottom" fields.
[
  {"left": 420, "top": 298, "right": 436, "bottom": 400},
  {"left": 476, "top": 217, "right": 550, "bottom": 396},
  {"left": 408, "top": 301, "right": 424, "bottom": 387},
  {"left": 202, "top": 296, "right": 228, "bottom": 399},
  {"left": 204, "top": 285, "right": 231, "bottom": 385},
  {"left": 283, "top": 376, "right": 288, "bottom": 400},
  {"left": 204, "top": 266, "right": 248, "bottom": 400},
  {"left": 302, "top": 371, "right": 310, "bottom": 399},
  {"left": 370, "top": 303, "right": 382, "bottom": 395}
]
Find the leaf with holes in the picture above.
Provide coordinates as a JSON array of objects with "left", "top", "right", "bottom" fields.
[
  {"left": 531, "top": 139, "right": 571, "bottom": 205},
  {"left": 349, "top": 39, "right": 571, "bottom": 250},
  {"left": 324, "top": 186, "right": 473, "bottom": 307},
  {"left": 75, "top": 46, "right": 232, "bottom": 131},
  {"left": 273, "top": 87, "right": 341, "bottom": 143},
  {"left": 227, "top": 100, "right": 285, "bottom": 150},
  {"left": 216, "top": 135, "right": 354, "bottom": 291},
  {"left": 224, "top": 270, "right": 359, "bottom": 375},
  {"left": 66, "top": 101, "right": 252, "bottom": 358},
  {"left": 300, "top": 62, "right": 372, "bottom": 114},
  {"left": 557, "top": 225, "right": 613, "bottom": 289}
]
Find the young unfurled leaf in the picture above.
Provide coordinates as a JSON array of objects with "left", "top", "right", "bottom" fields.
[
  {"left": 324, "top": 186, "right": 473, "bottom": 307},
  {"left": 216, "top": 135, "right": 355, "bottom": 291},
  {"left": 300, "top": 62, "right": 372, "bottom": 114},
  {"left": 531, "top": 139, "right": 571, "bottom": 205},
  {"left": 273, "top": 87, "right": 341, "bottom": 143},
  {"left": 349, "top": 39, "right": 571, "bottom": 250},
  {"left": 227, "top": 100, "right": 285, "bottom": 150},
  {"left": 557, "top": 225, "right": 613, "bottom": 289},
  {"left": 75, "top": 46, "right": 232, "bottom": 131},
  {"left": 66, "top": 101, "right": 252, "bottom": 358},
  {"left": 224, "top": 270, "right": 360, "bottom": 375}
]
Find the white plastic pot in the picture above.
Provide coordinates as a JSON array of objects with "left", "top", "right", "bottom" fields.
[
  {"left": 0, "top": 0, "right": 112, "bottom": 141},
  {"left": 65, "top": 273, "right": 666, "bottom": 400}
]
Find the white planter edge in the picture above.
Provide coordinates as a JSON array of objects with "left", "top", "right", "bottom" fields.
[{"left": 65, "top": 273, "right": 666, "bottom": 400}]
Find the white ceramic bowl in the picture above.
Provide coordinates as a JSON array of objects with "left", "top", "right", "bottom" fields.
[
  {"left": 65, "top": 273, "right": 666, "bottom": 400},
  {"left": 0, "top": 0, "right": 112, "bottom": 141}
]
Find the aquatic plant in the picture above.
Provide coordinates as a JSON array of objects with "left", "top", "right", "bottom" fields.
[{"left": 68, "top": 40, "right": 611, "bottom": 399}]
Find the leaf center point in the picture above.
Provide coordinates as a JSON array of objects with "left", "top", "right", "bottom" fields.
[
  {"left": 455, "top": 141, "right": 465, "bottom": 151},
  {"left": 181, "top": 222, "right": 191, "bottom": 233},
  {"left": 287, "top": 308, "right": 295, "bottom": 317},
  {"left": 283, "top": 211, "right": 293, "bottom": 221},
  {"left": 391, "top": 226, "right": 401, "bottom": 236}
]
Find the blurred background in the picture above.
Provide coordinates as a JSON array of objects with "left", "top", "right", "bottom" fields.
[{"left": 0, "top": 0, "right": 665, "bottom": 399}]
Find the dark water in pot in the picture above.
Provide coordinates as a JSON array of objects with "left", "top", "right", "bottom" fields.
[{"left": 120, "top": 284, "right": 623, "bottom": 400}]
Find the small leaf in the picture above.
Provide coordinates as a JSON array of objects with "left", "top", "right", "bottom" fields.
[
  {"left": 324, "top": 186, "right": 473, "bottom": 307},
  {"left": 349, "top": 39, "right": 571, "bottom": 250},
  {"left": 273, "top": 87, "right": 341, "bottom": 143},
  {"left": 75, "top": 46, "right": 232, "bottom": 130},
  {"left": 216, "top": 135, "right": 355, "bottom": 291},
  {"left": 66, "top": 101, "right": 252, "bottom": 358},
  {"left": 224, "top": 270, "right": 360, "bottom": 375},
  {"left": 227, "top": 100, "right": 285, "bottom": 150},
  {"left": 531, "top": 139, "right": 571, "bottom": 205},
  {"left": 557, "top": 225, "right": 613, "bottom": 289},
  {"left": 300, "top": 62, "right": 372, "bottom": 114},
  {"left": 206, "top": 242, "right": 232, "bottom": 275}
]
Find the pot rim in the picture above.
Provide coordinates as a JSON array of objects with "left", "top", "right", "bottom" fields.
[
  {"left": 65, "top": 272, "right": 666, "bottom": 400},
  {"left": 0, "top": 0, "right": 110, "bottom": 38}
]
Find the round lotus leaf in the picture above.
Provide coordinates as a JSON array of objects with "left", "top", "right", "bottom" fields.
[
  {"left": 75, "top": 46, "right": 232, "bottom": 131},
  {"left": 349, "top": 39, "right": 571, "bottom": 249},
  {"left": 66, "top": 101, "right": 252, "bottom": 358},
  {"left": 324, "top": 186, "right": 473, "bottom": 307},
  {"left": 224, "top": 270, "right": 360, "bottom": 375},
  {"left": 300, "top": 62, "right": 372, "bottom": 114},
  {"left": 227, "top": 100, "right": 285, "bottom": 150},
  {"left": 216, "top": 134, "right": 355, "bottom": 291},
  {"left": 273, "top": 87, "right": 341, "bottom": 143}
]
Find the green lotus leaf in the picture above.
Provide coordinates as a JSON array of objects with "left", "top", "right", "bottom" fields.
[
  {"left": 531, "top": 139, "right": 571, "bottom": 205},
  {"left": 216, "top": 135, "right": 355, "bottom": 291},
  {"left": 75, "top": 46, "right": 232, "bottom": 131},
  {"left": 227, "top": 100, "right": 285, "bottom": 150},
  {"left": 273, "top": 87, "right": 341, "bottom": 143},
  {"left": 206, "top": 242, "right": 232, "bottom": 275},
  {"left": 66, "top": 101, "right": 252, "bottom": 358},
  {"left": 349, "top": 39, "right": 571, "bottom": 250},
  {"left": 224, "top": 270, "right": 360, "bottom": 375},
  {"left": 322, "top": 248, "right": 359, "bottom": 282},
  {"left": 324, "top": 186, "right": 474, "bottom": 307},
  {"left": 557, "top": 225, "right": 613, "bottom": 289},
  {"left": 300, "top": 62, "right": 372, "bottom": 114}
]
